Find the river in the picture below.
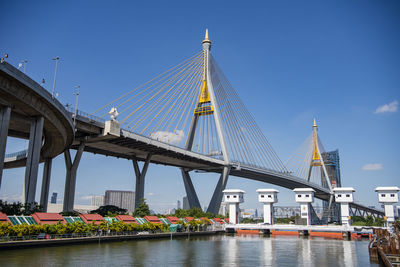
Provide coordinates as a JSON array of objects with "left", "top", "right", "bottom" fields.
[{"left": 0, "top": 234, "right": 380, "bottom": 266}]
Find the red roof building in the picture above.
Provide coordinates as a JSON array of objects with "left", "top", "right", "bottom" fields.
[
  {"left": 115, "top": 215, "right": 138, "bottom": 224},
  {"left": 213, "top": 218, "right": 225, "bottom": 224},
  {"left": 184, "top": 217, "right": 194, "bottom": 222},
  {"left": 200, "top": 217, "right": 212, "bottom": 224},
  {"left": 79, "top": 214, "right": 105, "bottom": 225},
  {"left": 0, "top": 212, "right": 10, "bottom": 223},
  {"left": 31, "top": 212, "right": 66, "bottom": 225},
  {"left": 143, "top": 215, "right": 161, "bottom": 224},
  {"left": 166, "top": 216, "right": 180, "bottom": 224}
]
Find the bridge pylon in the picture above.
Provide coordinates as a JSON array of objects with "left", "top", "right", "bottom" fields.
[
  {"left": 181, "top": 30, "right": 231, "bottom": 213},
  {"left": 307, "top": 119, "right": 332, "bottom": 192}
]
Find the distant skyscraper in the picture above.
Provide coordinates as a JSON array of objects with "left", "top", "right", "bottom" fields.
[
  {"left": 91, "top": 195, "right": 105, "bottom": 207},
  {"left": 50, "top": 192, "right": 57, "bottom": 204},
  {"left": 177, "top": 200, "right": 181, "bottom": 209},
  {"left": 104, "top": 190, "right": 135, "bottom": 212},
  {"left": 183, "top": 196, "right": 189, "bottom": 210}
]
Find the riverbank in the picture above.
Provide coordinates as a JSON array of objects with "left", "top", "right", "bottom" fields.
[{"left": 0, "top": 231, "right": 223, "bottom": 250}]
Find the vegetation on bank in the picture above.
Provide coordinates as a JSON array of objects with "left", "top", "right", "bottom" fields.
[
  {"left": 351, "top": 216, "right": 385, "bottom": 227},
  {"left": 0, "top": 219, "right": 211, "bottom": 237}
]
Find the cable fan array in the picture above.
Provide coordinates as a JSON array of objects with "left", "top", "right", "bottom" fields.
[
  {"left": 208, "top": 55, "right": 288, "bottom": 172},
  {"left": 285, "top": 132, "right": 329, "bottom": 186},
  {"left": 92, "top": 50, "right": 288, "bottom": 172}
]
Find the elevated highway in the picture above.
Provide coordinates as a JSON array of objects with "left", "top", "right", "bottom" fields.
[{"left": 0, "top": 61, "right": 74, "bottom": 207}]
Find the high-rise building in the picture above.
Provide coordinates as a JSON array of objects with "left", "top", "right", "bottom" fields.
[
  {"left": 50, "top": 192, "right": 57, "bottom": 204},
  {"left": 177, "top": 200, "right": 181, "bottom": 209},
  {"left": 183, "top": 196, "right": 189, "bottom": 210},
  {"left": 104, "top": 190, "right": 135, "bottom": 212},
  {"left": 91, "top": 195, "right": 105, "bottom": 207}
]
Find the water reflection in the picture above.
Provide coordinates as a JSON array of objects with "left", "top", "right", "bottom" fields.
[{"left": 0, "top": 235, "right": 379, "bottom": 267}]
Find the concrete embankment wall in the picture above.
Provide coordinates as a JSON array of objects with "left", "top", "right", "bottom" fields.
[{"left": 0, "top": 231, "right": 222, "bottom": 250}]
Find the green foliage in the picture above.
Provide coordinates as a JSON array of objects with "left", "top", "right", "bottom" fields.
[
  {"left": 173, "top": 207, "right": 224, "bottom": 219},
  {"left": 365, "top": 216, "right": 374, "bottom": 226},
  {"left": 0, "top": 200, "right": 43, "bottom": 215},
  {"left": 0, "top": 219, "right": 187, "bottom": 237},
  {"left": 133, "top": 199, "right": 151, "bottom": 217},
  {"left": 241, "top": 218, "right": 263, "bottom": 224},
  {"left": 350, "top": 216, "right": 385, "bottom": 226},
  {"left": 91, "top": 205, "right": 127, "bottom": 217},
  {"left": 275, "top": 216, "right": 297, "bottom": 224}
]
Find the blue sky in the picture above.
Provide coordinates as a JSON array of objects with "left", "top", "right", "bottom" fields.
[{"left": 1, "top": 0, "right": 399, "bottom": 213}]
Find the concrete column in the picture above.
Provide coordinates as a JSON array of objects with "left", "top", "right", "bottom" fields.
[
  {"left": 0, "top": 106, "right": 11, "bottom": 190},
  {"left": 133, "top": 154, "right": 152, "bottom": 208},
  {"left": 62, "top": 142, "right": 85, "bottom": 212},
  {"left": 301, "top": 203, "right": 311, "bottom": 226},
  {"left": 340, "top": 203, "right": 350, "bottom": 226},
  {"left": 207, "top": 166, "right": 230, "bottom": 214},
  {"left": 229, "top": 203, "right": 239, "bottom": 224},
  {"left": 40, "top": 158, "right": 52, "bottom": 211},
  {"left": 181, "top": 169, "right": 201, "bottom": 208},
  {"left": 264, "top": 204, "right": 273, "bottom": 224},
  {"left": 24, "top": 116, "right": 44, "bottom": 204}
]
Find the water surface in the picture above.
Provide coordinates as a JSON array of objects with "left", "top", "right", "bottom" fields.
[{"left": 0, "top": 234, "right": 380, "bottom": 266}]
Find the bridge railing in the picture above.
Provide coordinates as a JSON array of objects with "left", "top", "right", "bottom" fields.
[
  {"left": 64, "top": 105, "right": 106, "bottom": 123},
  {"left": 5, "top": 149, "right": 28, "bottom": 159}
]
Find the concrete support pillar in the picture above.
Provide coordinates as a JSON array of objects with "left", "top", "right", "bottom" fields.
[
  {"left": 24, "top": 116, "right": 44, "bottom": 204},
  {"left": 181, "top": 169, "right": 201, "bottom": 208},
  {"left": 301, "top": 203, "right": 311, "bottom": 226},
  {"left": 0, "top": 106, "right": 11, "bottom": 190},
  {"left": 229, "top": 203, "right": 239, "bottom": 224},
  {"left": 63, "top": 142, "right": 85, "bottom": 212},
  {"left": 133, "top": 154, "right": 152, "bottom": 208},
  {"left": 340, "top": 203, "right": 350, "bottom": 226},
  {"left": 264, "top": 204, "right": 273, "bottom": 224},
  {"left": 207, "top": 166, "right": 230, "bottom": 214},
  {"left": 40, "top": 158, "right": 52, "bottom": 211}
]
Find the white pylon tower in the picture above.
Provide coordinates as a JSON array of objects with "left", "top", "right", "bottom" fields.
[
  {"left": 307, "top": 119, "right": 332, "bottom": 191},
  {"left": 181, "top": 30, "right": 231, "bottom": 214}
]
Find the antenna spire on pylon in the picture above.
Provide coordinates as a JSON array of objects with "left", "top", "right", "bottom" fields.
[{"left": 202, "top": 29, "right": 211, "bottom": 44}]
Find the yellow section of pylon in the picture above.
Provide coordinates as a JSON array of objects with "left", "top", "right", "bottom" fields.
[
  {"left": 310, "top": 118, "right": 322, "bottom": 166},
  {"left": 199, "top": 80, "right": 211, "bottom": 104}
]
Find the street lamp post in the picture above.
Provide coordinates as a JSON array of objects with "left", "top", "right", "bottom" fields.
[
  {"left": 51, "top": 57, "right": 60, "bottom": 98},
  {"left": 73, "top": 86, "right": 80, "bottom": 130}
]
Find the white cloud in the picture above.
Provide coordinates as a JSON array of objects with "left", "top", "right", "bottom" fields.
[
  {"left": 374, "top": 100, "right": 398, "bottom": 114},
  {"left": 362, "top": 163, "right": 383, "bottom": 171},
  {"left": 0, "top": 194, "right": 22, "bottom": 202},
  {"left": 150, "top": 130, "right": 185, "bottom": 144}
]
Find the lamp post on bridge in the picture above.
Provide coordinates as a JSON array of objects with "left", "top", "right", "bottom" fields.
[
  {"left": 51, "top": 57, "right": 60, "bottom": 98},
  {"left": 73, "top": 86, "right": 80, "bottom": 130}
]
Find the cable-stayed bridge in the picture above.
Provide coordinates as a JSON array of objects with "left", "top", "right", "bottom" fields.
[{"left": 0, "top": 30, "right": 384, "bottom": 220}]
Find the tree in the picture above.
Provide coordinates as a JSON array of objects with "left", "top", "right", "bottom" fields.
[
  {"left": 91, "top": 205, "right": 127, "bottom": 217},
  {"left": 0, "top": 200, "right": 42, "bottom": 215},
  {"left": 133, "top": 199, "right": 150, "bottom": 217}
]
